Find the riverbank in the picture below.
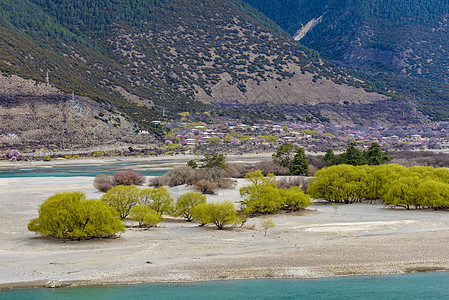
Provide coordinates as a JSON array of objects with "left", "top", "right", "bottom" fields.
[
  {"left": 1, "top": 175, "right": 449, "bottom": 290},
  {"left": 0, "top": 153, "right": 274, "bottom": 171}
]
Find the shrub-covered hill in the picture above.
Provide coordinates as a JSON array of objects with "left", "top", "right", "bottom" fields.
[
  {"left": 243, "top": 0, "right": 449, "bottom": 121},
  {"left": 0, "top": 0, "right": 419, "bottom": 134}
]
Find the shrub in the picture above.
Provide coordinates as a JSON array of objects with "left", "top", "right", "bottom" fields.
[
  {"left": 194, "top": 180, "right": 218, "bottom": 194},
  {"left": 162, "top": 166, "right": 195, "bottom": 187},
  {"left": 276, "top": 176, "right": 309, "bottom": 193},
  {"left": 93, "top": 151, "right": 105, "bottom": 157},
  {"left": 240, "top": 181, "right": 283, "bottom": 214},
  {"left": 148, "top": 176, "right": 164, "bottom": 187},
  {"left": 28, "top": 192, "right": 125, "bottom": 239},
  {"left": 308, "top": 164, "right": 369, "bottom": 204},
  {"left": 43, "top": 155, "right": 51, "bottom": 161},
  {"left": 227, "top": 163, "right": 256, "bottom": 178},
  {"left": 190, "top": 167, "right": 227, "bottom": 184},
  {"left": 217, "top": 178, "right": 237, "bottom": 189},
  {"left": 129, "top": 204, "right": 163, "bottom": 227},
  {"left": 254, "top": 160, "right": 290, "bottom": 175},
  {"left": 113, "top": 170, "right": 145, "bottom": 186},
  {"left": 101, "top": 185, "right": 140, "bottom": 219},
  {"left": 191, "top": 201, "right": 239, "bottom": 229},
  {"left": 94, "top": 174, "right": 115, "bottom": 192},
  {"left": 6, "top": 150, "right": 21, "bottom": 161},
  {"left": 175, "top": 191, "right": 207, "bottom": 221}
]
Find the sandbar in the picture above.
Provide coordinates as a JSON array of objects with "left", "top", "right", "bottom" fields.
[{"left": 1, "top": 174, "right": 449, "bottom": 290}]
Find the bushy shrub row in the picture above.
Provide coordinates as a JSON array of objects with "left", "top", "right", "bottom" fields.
[
  {"left": 94, "top": 170, "right": 145, "bottom": 192},
  {"left": 227, "top": 160, "right": 290, "bottom": 178},
  {"left": 309, "top": 164, "right": 449, "bottom": 209},
  {"left": 276, "top": 176, "right": 309, "bottom": 192},
  {"left": 157, "top": 166, "right": 237, "bottom": 194}
]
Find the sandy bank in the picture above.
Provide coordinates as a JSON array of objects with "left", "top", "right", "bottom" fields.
[{"left": 1, "top": 176, "right": 449, "bottom": 290}]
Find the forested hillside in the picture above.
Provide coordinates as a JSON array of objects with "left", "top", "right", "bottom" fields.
[
  {"left": 0, "top": 0, "right": 413, "bottom": 135},
  {"left": 243, "top": 0, "right": 449, "bottom": 120}
]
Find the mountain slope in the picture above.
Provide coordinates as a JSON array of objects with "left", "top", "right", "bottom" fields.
[
  {"left": 242, "top": 0, "right": 449, "bottom": 120},
  {"left": 0, "top": 0, "right": 422, "bottom": 142}
]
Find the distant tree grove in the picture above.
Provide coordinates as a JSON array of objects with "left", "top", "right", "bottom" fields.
[
  {"left": 323, "top": 142, "right": 392, "bottom": 166},
  {"left": 309, "top": 164, "right": 449, "bottom": 209}
]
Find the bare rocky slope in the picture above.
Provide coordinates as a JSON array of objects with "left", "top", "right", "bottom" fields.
[{"left": 0, "top": 75, "right": 156, "bottom": 151}]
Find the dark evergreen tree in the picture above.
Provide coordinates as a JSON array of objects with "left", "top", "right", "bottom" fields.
[
  {"left": 187, "top": 159, "right": 198, "bottom": 169},
  {"left": 290, "top": 147, "right": 309, "bottom": 175},
  {"left": 323, "top": 148, "right": 336, "bottom": 165},
  {"left": 339, "top": 142, "right": 366, "bottom": 166},
  {"left": 364, "top": 142, "right": 392, "bottom": 165},
  {"left": 272, "top": 143, "right": 295, "bottom": 168},
  {"left": 199, "top": 153, "right": 226, "bottom": 169}
]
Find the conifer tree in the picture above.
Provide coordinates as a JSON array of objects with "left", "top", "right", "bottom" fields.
[{"left": 290, "top": 147, "right": 309, "bottom": 175}]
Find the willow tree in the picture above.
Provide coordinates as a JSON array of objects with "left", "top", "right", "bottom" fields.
[
  {"left": 192, "top": 201, "right": 239, "bottom": 229},
  {"left": 139, "top": 187, "right": 173, "bottom": 215},
  {"left": 129, "top": 204, "right": 163, "bottom": 227},
  {"left": 174, "top": 191, "right": 207, "bottom": 221},
  {"left": 102, "top": 185, "right": 140, "bottom": 219},
  {"left": 239, "top": 170, "right": 282, "bottom": 213},
  {"left": 28, "top": 192, "right": 124, "bottom": 239},
  {"left": 308, "top": 165, "right": 370, "bottom": 203}
]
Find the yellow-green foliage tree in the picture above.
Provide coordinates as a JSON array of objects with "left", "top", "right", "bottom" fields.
[
  {"left": 414, "top": 179, "right": 449, "bottom": 208},
  {"left": 175, "top": 191, "right": 207, "bottom": 221},
  {"left": 192, "top": 201, "right": 239, "bottom": 229},
  {"left": 309, "top": 164, "right": 449, "bottom": 209},
  {"left": 28, "top": 192, "right": 125, "bottom": 239},
  {"left": 260, "top": 218, "right": 275, "bottom": 236},
  {"left": 308, "top": 165, "right": 371, "bottom": 203},
  {"left": 139, "top": 187, "right": 173, "bottom": 215},
  {"left": 383, "top": 175, "right": 420, "bottom": 210},
  {"left": 240, "top": 170, "right": 281, "bottom": 213},
  {"left": 364, "top": 164, "right": 408, "bottom": 201},
  {"left": 129, "top": 204, "right": 163, "bottom": 227},
  {"left": 279, "top": 186, "right": 312, "bottom": 211},
  {"left": 102, "top": 185, "right": 140, "bottom": 219},
  {"left": 240, "top": 170, "right": 311, "bottom": 214}
]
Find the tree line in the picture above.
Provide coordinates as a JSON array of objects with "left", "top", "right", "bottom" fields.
[{"left": 309, "top": 163, "right": 449, "bottom": 209}]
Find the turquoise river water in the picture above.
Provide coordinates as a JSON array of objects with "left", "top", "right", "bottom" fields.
[
  {"left": 1, "top": 272, "right": 448, "bottom": 299},
  {"left": 0, "top": 161, "right": 168, "bottom": 178}
]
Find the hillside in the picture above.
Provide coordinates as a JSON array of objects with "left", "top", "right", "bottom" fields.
[
  {"left": 0, "top": 75, "right": 157, "bottom": 151},
  {"left": 0, "top": 0, "right": 426, "bottom": 151},
  {"left": 243, "top": 0, "right": 449, "bottom": 121}
]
